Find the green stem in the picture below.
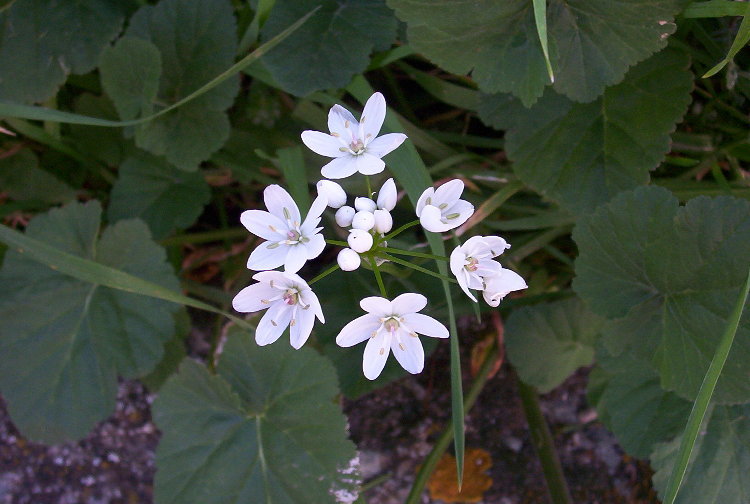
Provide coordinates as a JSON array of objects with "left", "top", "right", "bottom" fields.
[
  {"left": 404, "top": 343, "right": 499, "bottom": 504},
  {"left": 308, "top": 263, "right": 340, "bottom": 285},
  {"left": 382, "top": 254, "right": 457, "bottom": 284},
  {"left": 381, "top": 246, "right": 449, "bottom": 262},
  {"left": 326, "top": 239, "right": 349, "bottom": 247},
  {"left": 161, "top": 227, "right": 247, "bottom": 247},
  {"left": 369, "top": 256, "right": 388, "bottom": 297},
  {"left": 365, "top": 175, "right": 373, "bottom": 198},
  {"left": 516, "top": 376, "right": 572, "bottom": 504},
  {"left": 384, "top": 219, "right": 421, "bottom": 241}
]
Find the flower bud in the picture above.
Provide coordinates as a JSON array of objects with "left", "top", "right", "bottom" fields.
[
  {"left": 373, "top": 209, "right": 393, "bottom": 234},
  {"left": 348, "top": 228, "right": 374, "bottom": 253},
  {"left": 316, "top": 180, "right": 347, "bottom": 208},
  {"left": 335, "top": 205, "right": 355, "bottom": 227},
  {"left": 337, "top": 248, "right": 361, "bottom": 271},
  {"left": 376, "top": 178, "right": 397, "bottom": 211},
  {"left": 354, "top": 197, "right": 377, "bottom": 213},
  {"left": 351, "top": 211, "right": 375, "bottom": 231}
]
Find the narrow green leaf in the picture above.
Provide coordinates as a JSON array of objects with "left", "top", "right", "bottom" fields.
[
  {"left": 0, "top": 8, "right": 318, "bottom": 126},
  {"left": 661, "top": 266, "right": 750, "bottom": 504},
  {"left": 278, "top": 146, "right": 311, "bottom": 211},
  {"left": 532, "top": 0, "right": 555, "bottom": 83},
  {"left": 683, "top": 0, "right": 749, "bottom": 18},
  {"left": 702, "top": 2, "right": 750, "bottom": 77}
]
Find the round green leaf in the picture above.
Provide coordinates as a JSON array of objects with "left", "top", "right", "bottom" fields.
[
  {"left": 125, "top": 0, "right": 238, "bottom": 170},
  {"left": 153, "top": 327, "right": 359, "bottom": 504},
  {"left": 108, "top": 151, "right": 211, "bottom": 239},
  {"left": 0, "top": 201, "right": 179, "bottom": 443},
  {"left": 505, "top": 297, "right": 603, "bottom": 393},
  {"left": 573, "top": 186, "right": 750, "bottom": 403},
  {"left": 481, "top": 49, "right": 693, "bottom": 215},
  {"left": 388, "top": 0, "right": 689, "bottom": 105},
  {"left": 651, "top": 404, "right": 750, "bottom": 503},
  {"left": 260, "top": 0, "right": 398, "bottom": 96},
  {"left": 0, "top": 0, "right": 126, "bottom": 102},
  {"left": 0, "top": 148, "right": 76, "bottom": 204}
]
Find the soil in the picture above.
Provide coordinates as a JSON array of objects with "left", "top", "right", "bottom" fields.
[{"left": 0, "top": 316, "right": 658, "bottom": 504}]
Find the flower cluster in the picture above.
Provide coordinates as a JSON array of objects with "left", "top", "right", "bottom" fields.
[{"left": 233, "top": 92, "right": 527, "bottom": 379}]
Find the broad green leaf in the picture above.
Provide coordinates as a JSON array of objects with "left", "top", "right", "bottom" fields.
[
  {"left": 0, "top": 147, "right": 76, "bottom": 203},
  {"left": 108, "top": 151, "right": 211, "bottom": 239},
  {"left": 0, "top": 201, "right": 179, "bottom": 442},
  {"left": 0, "top": 0, "right": 126, "bottom": 102},
  {"left": 388, "top": 0, "right": 687, "bottom": 105},
  {"left": 68, "top": 94, "right": 136, "bottom": 166},
  {"left": 99, "top": 37, "right": 162, "bottom": 120},
  {"left": 259, "top": 0, "right": 397, "bottom": 96},
  {"left": 141, "top": 309, "right": 189, "bottom": 392},
  {"left": 651, "top": 404, "right": 750, "bottom": 504},
  {"left": 588, "top": 348, "right": 691, "bottom": 458},
  {"left": 481, "top": 49, "right": 693, "bottom": 214},
  {"left": 153, "top": 327, "right": 359, "bottom": 504},
  {"left": 573, "top": 186, "right": 750, "bottom": 403},
  {"left": 505, "top": 297, "right": 602, "bottom": 393},
  {"left": 124, "top": 0, "right": 239, "bottom": 170}
]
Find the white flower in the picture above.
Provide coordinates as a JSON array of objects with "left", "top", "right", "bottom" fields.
[
  {"left": 336, "top": 293, "right": 449, "bottom": 380},
  {"left": 348, "top": 228, "right": 374, "bottom": 253},
  {"left": 232, "top": 271, "right": 324, "bottom": 349},
  {"left": 373, "top": 209, "right": 393, "bottom": 234},
  {"left": 416, "top": 179, "right": 474, "bottom": 233},
  {"left": 449, "top": 235, "right": 526, "bottom": 305},
  {"left": 376, "top": 178, "right": 397, "bottom": 211},
  {"left": 337, "top": 248, "right": 361, "bottom": 271},
  {"left": 300, "top": 92, "right": 408, "bottom": 179},
  {"left": 241, "top": 185, "right": 327, "bottom": 273},
  {"left": 335, "top": 205, "right": 355, "bottom": 227},
  {"left": 316, "top": 180, "right": 347, "bottom": 208}
]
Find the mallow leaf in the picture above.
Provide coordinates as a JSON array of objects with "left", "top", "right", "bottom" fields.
[
  {"left": 573, "top": 186, "right": 750, "bottom": 403},
  {"left": 124, "top": 0, "right": 238, "bottom": 170},
  {"left": 108, "top": 151, "right": 211, "bottom": 239},
  {"left": 259, "top": 0, "right": 398, "bottom": 96},
  {"left": 480, "top": 49, "right": 692, "bottom": 215},
  {"left": 0, "top": 201, "right": 179, "bottom": 443},
  {"left": 153, "top": 326, "right": 359, "bottom": 504},
  {"left": 505, "top": 297, "right": 603, "bottom": 393},
  {"left": 651, "top": 404, "right": 750, "bottom": 504},
  {"left": 0, "top": 148, "right": 77, "bottom": 204},
  {"left": 388, "top": 0, "right": 688, "bottom": 105},
  {"left": 0, "top": 0, "right": 126, "bottom": 102}
]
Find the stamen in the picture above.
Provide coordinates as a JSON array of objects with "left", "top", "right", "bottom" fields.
[
  {"left": 344, "top": 120, "right": 350, "bottom": 128},
  {"left": 438, "top": 203, "right": 448, "bottom": 210},
  {"left": 425, "top": 197, "right": 432, "bottom": 205},
  {"left": 271, "top": 320, "right": 277, "bottom": 326},
  {"left": 339, "top": 147, "right": 348, "bottom": 152},
  {"left": 331, "top": 132, "right": 340, "bottom": 137},
  {"left": 290, "top": 319, "right": 296, "bottom": 327},
  {"left": 261, "top": 299, "right": 270, "bottom": 304},
  {"left": 361, "top": 115, "right": 366, "bottom": 123},
  {"left": 446, "top": 212, "right": 461, "bottom": 220},
  {"left": 370, "top": 331, "right": 377, "bottom": 338},
  {"left": 268, "top": 225, "right": 277, "bottom": 232},
  {"left": 267, "top": 242, "right": 280, "bottom": 249},
  {"left": 283, "top": 207, "right": 291, "bottom": 220},
  {"left": 379, "top": 348, "right": 385, "bottom": 355},
  {"left": 398, "top": 343, "right": 405, "bottom": 351}
]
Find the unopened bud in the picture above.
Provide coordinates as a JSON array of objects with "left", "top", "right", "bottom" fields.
[
  {"left": 352, "top": 211, "right": 375, "bottom": 231},
  {"left": 354, "top": 197, "right": 377, "bottom": 213},
  {"left": 348, "top": 228, "right": 374, "bottom": 253},
  {"left": 335, "top": 205, "right": 355, "bottom": 227},
  {"left": 316, "top": 180, "right": 347, "bottom": 208},
  {"left": 337, "top": 248, "right": 361, "bottom": 271},
  {"left": 373, "top": 209, "right": 393, "bottom": 234},
  {"left": 376, "top": 178, "right": 397, "bottom": 211}
]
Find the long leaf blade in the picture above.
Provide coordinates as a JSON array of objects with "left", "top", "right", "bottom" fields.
[{"left": 532, "top": 0, "right": 555, "bottom": 83}]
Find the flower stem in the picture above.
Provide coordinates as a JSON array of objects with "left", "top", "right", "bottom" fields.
[
  {"left": 381, "top": 253, "right": 457, "bottom": 284},
  {"left": 380, "top": 246, "right": 449, "bottom": 262},
  {"left": 325, "top": 238, "right": 349, "bottom": 247},
  {"left": 369, "top": 256, "right": 388, "bottom": 297},
  {"left": 365, "top": 175, "right": 373, "bottom": 198},
  {"left": 308, "top": 263, "right": 340, "bottom": 286},
  {"left": 384, "top": 219, "right": 421, "bottom": 241}
]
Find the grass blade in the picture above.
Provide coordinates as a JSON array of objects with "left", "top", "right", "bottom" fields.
[
  {"left": 702, "top": 2, "right": 750, "bottom": 77},
  {"left": 683, "top": 0, "right": 748, "bottom": 18},
  {"left": 532, "top": 0, "right": 555, "bottom": 83},
  {"left": 662, "top": 266, "right": 750, "bottom": 504},
  {"left": 0, "top": 8, "right": 318, "bottom": 126}
]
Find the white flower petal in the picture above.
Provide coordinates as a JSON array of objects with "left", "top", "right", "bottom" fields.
[
  {"left": 433, "top": 179, "right": 465, "bottom": 206},
  {"left": 376, "top": 178, "right": 397, "bottom": 211},
  {"left": 402, "top": 313, "right": 449, "bottom": 338},
  {"left": 304, "top": 194, "right": 329, "bottom": 225},
  {"left": 363, "top": 329, "right": 391, "bottom": 380},
  {"left": 336, "top": 314, "right": 381, "bottom": 347},
  {"left": 482, "top": 268, "right": 528, "bottom": 307},
  {"left": 283, "top": 244, "right": 308, "bottom": 273},
  {"left": 321, "top": 156, "right": 359, "bottom": 179},
  {"left": 256, "top": 302, "right": 293, "bottom": 346},
  {"left": 264, "top": 185, "right": 301, "bottom": 224},
  {"left": 306, "top": 289, "right": 325, "bottom": 323},
  {"left": 483, "top": 235, "right": 510, "bottom": 257},
  {"left": 443, "top": 199, "right": 474, "bottom": 229},
  {"left": 475, "top": 258, "right": 502, "bottom": 278},
  {"left": 354, "top": 153, "right": 385, "bottom": 176},
  {"left": 231, "top": 283, "right": 277, "bottom": 313},
  {"left": 366, "top": 132, "right": 407, "bottom": 158},
  {"left": 450, "top": 246, "right": 476, "bottom": 302},
  {"left": 360, "top": 92, "right": 386, "bottom": 143},
  {"left": 301, "top": 130, "right": 347, "bottom": 158},
  {"left": 391, "top": 329, "right": 424, "bottom": 374},
  {"left": 328, "top": 104, "right": 359, "bottom": 141},
  {"left": 419, "top": 205, "right": 452, "bottom": 233},
  {"left": 360, "top": 296, "right": 392, "bottom": 317},
  {"left": 289, "top": 306, "right": 315, "bottom": 349},
  {"left": 247, "top": 242, "right": 288, "bottom": 271},
  {"left": 461, "top": 236, "right": 488, "bottom": 257},
  {"left": 391, "top": 292, "right": 427, "bottom": 315},
  {"left": 415, "top": 187, "right": 434, "bottom": 217},
  {"left": 240, "top": 210, "right": 287, "bottom": 241},
  {"left": 304, "top": 233, "right": 326, "bottom": 260},
  {"left": 252, "top": 270, "right": 291, "bottom": 287}
]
